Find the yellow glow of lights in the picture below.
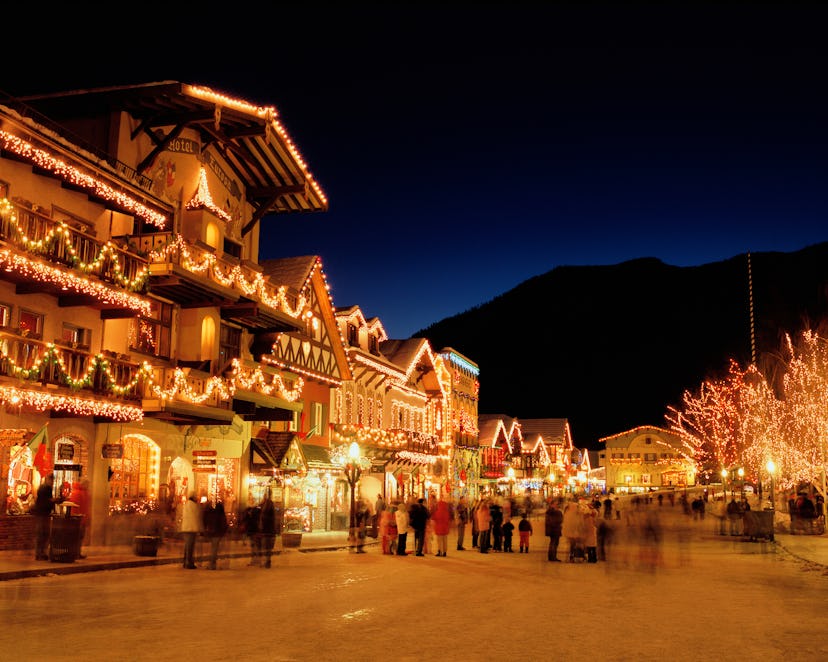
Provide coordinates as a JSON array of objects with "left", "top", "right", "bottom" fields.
[
  {"left": 0, "top": 130, "right": 167, "bottom": 228},
  {"left": 186, "top": 85, "right": 328, "bottom": 206},
  {"left": 148, "top": 235, "right": 307, "bottom": 317},
  {"left": 186, "top": 168, "right": 232, "bottom": 222},
  {"left": 0, "top": 385, "right": 143, "bottom": 420},
  {"left": 0, "top": 249, "right": 152, "bottom": 316}
]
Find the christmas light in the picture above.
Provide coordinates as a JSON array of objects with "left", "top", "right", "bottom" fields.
[
  {"left": 185, "top": 167, "right": 232, "bottom": 222},
  {"left": 0, "top": 130, "right": 167, "bottom": 228}
]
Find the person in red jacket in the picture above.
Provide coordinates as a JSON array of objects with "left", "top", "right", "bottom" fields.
[{"left": 431, "top": 497, "right": 453, "bottom": 557}]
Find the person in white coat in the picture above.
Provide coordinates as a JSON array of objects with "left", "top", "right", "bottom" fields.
[
  {"left": 179, "top": 495, "right": 202, "bottom": 569},
  {"left": 395, "top": 501, "right": 410, "bottom": 556}
]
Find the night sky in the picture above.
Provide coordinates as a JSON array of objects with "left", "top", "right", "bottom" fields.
[{"left": 3, "top": 5, "right": 828, "bottom": 339}]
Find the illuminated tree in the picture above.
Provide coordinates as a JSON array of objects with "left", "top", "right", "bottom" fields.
[{"left": 777, "top": 330, "right": 828, "bottom": 497}]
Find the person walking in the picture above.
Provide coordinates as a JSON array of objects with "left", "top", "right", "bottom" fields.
[
  {"left": 475, "top": 498, "right": 491, "bottom": 553},
  {"left": 432, "top": 496, "right": 452, "bottom": 557},
  {"left": 470, "top": 497, "right": 481, "bottom": 549},
  {"left": 259, "top": 494, "right": 278, "bottom": 568},
  {"left": 395, "top": 501, "right": 410, "bottom": 556},
  {"left": 179, "top": 494, "right": 202, "bottom": 569},
  {"left": 490, "top": 500, "right": 504, "bottom": 551},
  {"left": 517, "top": 512, "right": 533, "bottom": 553},
  {"left": 545, "top": 498, "right": 563, "bottom": 561},
  {"left": 32, "top": 473, "right": 57, "bottom": 561},
  {"left": 583, "top": 503, "right": 599, "bottom": 563},
  {"left": 203, "top": 500, "right": 228, "bottom": 570},
  {"left": 455, "top": 497, "right": 469, "bottom": 551},
  {"left": 241, "top": 499, "right": 262, "bottom": 565},
  {"left": 354, "top": 499, "right": 370, "bottom": 553}
]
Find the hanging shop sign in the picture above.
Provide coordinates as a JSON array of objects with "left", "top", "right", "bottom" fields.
[
  {"left": 102, "top": 444, "right": 124, "bottom": 459},
  {"left": 192, "top": 449, "right": 217, "bottom": 472}
]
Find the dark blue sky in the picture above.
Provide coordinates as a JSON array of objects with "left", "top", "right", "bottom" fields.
[{"left": 4, "top": 5, "right": 828, "bottom": 338}]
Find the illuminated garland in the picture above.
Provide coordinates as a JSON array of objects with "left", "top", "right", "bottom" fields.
[
  {"left": 148, "top": 235, "right": 307, "bottom": 316},
  {"left": 0, "top": 385, "right": 143, "bottom": 421},
  {"left": 0, "top": 249, "right": 152, "bottom": 316},
  {"left": 229, "top": 358, "right": 304, "bottom": 402},
  {"left": 150, "top": 367, "right": 234, "bottom": 404},
  {"left": 1, "top": 343, "right": 153, "bottom": 394},
  {"left": 185, "top": 167, "right": 232, "bottom": 222},
  {"left": 0, "top": 130, "right": 167, "bottom": 228},
  {"left": 0, "top": 199, "right": 150, "bottom": 291}
]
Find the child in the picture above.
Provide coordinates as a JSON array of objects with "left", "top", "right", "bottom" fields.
[
  {"left": 502, "top": 517, "right": 515, "bottom": 552},
  {"left": 518, "top": 512, "right": 533, "bottom": 553}
]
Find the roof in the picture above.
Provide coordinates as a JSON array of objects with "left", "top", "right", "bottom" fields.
[
  {"left": 519, "top": 418, "right": 571, "bottom": 445},
  {"left": 12, "top": 81, "right": 327, "bottom": 235},
  {"left": 260, "top": 255, "right": 320, "bottom": 291}
]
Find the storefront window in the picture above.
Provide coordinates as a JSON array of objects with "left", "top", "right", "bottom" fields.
[{"left": 109, "top": 434, "right": 160, "bottom": 513}]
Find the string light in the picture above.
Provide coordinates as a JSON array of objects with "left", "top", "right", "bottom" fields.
[
  {"left": 185, "top": 167, "right": 232, "bottom": 222},
  {"left": 0, "top": 130, "right": 167, "bottom": 228},
  {"left": 0, "top": 249, "right": 152, "bottom": 316}
]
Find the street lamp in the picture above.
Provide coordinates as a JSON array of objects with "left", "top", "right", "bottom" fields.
[
  {"left": 766, "top": 460, "right": 776, "bottom": 511},
  {"left": 331, "top": 441, "right": 369, "bottom": 544},
  {"left": 721, "top": 468, "right": 728, "bottom": 501},
  {"left": 737, "top": 467, "right": 745, "bottom": 500}
]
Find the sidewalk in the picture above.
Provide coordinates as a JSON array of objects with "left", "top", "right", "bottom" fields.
[
  {"left": 0, "top": 527, "right": 826, "bottom": 582},
  {"left": 0, "top": 531, "right": 371, "bottom": 582}
]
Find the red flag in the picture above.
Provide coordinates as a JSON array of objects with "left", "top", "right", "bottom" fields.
[{"left": 29, "top": 424, "right": 52, "bottom": 476}]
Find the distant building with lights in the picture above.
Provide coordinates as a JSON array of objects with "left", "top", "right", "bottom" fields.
[{"left": 597, "top": 425, "right": 696, "bottom": 494}]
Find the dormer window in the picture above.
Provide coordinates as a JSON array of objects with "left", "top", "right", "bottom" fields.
[
  {"left": 368, "top": 334, "right": 379, "bottom": 355},
  {"left": 347, "top": 323, "right": 358, "bottom": 346}
]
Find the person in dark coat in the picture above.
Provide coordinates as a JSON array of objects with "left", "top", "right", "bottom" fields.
[
  {"left": 242, "top": 500, "right": 262, "bottom": 565},
  {"left": 545, "top": 498, "right": 564, "bottom": 562},
  {"left": 203, "top": 500, "right": 228, "bottom": 570},
  {"left": 409, "top": 498, "right": 429, "bottom": 556},
  {"left": 259, "top": 494, "right": 277, "bottom": 568},
  {"left": 32, "top": 473, "right": 58, "bottom": 561},
  {"left": 518, "top": 512, "right": 533, "bottom": 553},
  {"left": 489, "top": 501, "right": 504, "bottom": 551}
]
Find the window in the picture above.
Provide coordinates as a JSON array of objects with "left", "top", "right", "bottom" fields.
[
  {"left": 218, "top": 323, "right": 241, "bottom": 367},
  {"left": 129, "top": 299, "right": 172, "bottom": 358},
  {"left": 644, "top": 453, "right": 656, "bottom": 462},
  {"left": 368, "top": 334, "right": 379, "bottom": 355},
  {"left": 108, "top": 435, "right": 160, "bottom": 511},
  {"left": 347, "top": 323, "right": 358, "bottom": 346},
  {"left": 18, "top": 309, "right": 43, "bottom": 339},
  {"left": 310, "top": 402, "right": 324, "bottom": 437},
  {"left": 628, "top": 453, "right": 641, "bottom": 460},
  {"left": 0, "top": 302, "right": 11, "bottom": 328},
  {"left": 223, "top": 238, "right": 242, "bottom": 259},
  {"left": 61, "top": 323, "right": 91, "bottom": 348},
  {"left": 645, "top": 437, "right": 652, "bottom": 445}
]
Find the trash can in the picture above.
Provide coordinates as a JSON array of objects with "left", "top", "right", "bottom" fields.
[{"left": 49, "top": 515, "right": 82, "bottom": 562}]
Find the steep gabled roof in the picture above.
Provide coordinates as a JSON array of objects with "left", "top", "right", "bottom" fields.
[{"left": 521, "top": 418, "right": 573, "bottom": 448}]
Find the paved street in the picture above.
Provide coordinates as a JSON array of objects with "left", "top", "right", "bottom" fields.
[{"left": 3, "top": 507, "right": 828, "bottom": 662}]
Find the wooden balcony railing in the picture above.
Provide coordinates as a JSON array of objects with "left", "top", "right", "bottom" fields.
[
  {"left": 0, "top": 199, "right": 149, "bottom": 292},
  {"left": 0, "top": 331, "right": 144, "bottom": 402},
  {"left": 138, "top": 232, "right": 302, "bottom": 314}
]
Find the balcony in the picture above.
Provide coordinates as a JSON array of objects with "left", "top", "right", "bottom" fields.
[
  {"left": 138, "top": 233, "right": 304, "bottom": 332},
  {"left": 227, "top": 359, "right": 301, "bottom": 422},
  {"left": 0, "top": 199, "right": 150, "bottom": 318},
  {"left": 0, "top": 331, "right": 145, "bottom": 405},
  {"left": 141, "top": 364, "right": 236, "bottom": 426}
]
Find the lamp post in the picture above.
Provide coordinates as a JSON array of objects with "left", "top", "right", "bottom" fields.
[
  {"left": 737, "top": 467, "right": 745, "bottom": 500},
  {"left": 721, "top": 468, "right": 728, "bottom": 501},
  {"left": 344, "top": 441, "right": 363, "bottom": 543},
  {"left": 766, "top": 460, "right": 776, "bottom": 511}
]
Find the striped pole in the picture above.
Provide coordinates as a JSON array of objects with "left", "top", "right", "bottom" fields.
[{"left": 747, "top": 252, "right": 756, "bottom": 365}]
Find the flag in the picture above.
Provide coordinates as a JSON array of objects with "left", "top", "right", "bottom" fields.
[{"left": 29, "top": 424, "right": 52, "bottom": 477}]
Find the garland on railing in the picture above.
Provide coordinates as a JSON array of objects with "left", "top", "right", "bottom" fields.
[
  {"left": 0, "top": 198, "right": 150, "bottom": 291},
  {"left": 148, "top": 234, "right": 308, "bottom": 316}
]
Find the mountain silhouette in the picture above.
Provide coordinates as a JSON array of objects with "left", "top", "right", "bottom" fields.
[{"left": 415, "top": 243, "right": 828, "bottom": 449}]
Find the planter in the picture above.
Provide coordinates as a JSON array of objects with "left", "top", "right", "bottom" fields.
[
  {"left": 133, "top": 535, "right": 162, "bottom": 557},
  {"left": 281, "top": 532, "right": 302, "bottom": 548}
]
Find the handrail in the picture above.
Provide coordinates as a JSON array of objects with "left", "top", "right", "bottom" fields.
[
  {"left": 0, "top": 198, "right": 149, "bottom": 292},
  {"left": 0, "top": 331, "right": 144, "bottom": 401}
]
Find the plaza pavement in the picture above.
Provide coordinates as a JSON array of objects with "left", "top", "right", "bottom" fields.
[{"left": 1, "top": 515, "right": 827, "bottom": 581}]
